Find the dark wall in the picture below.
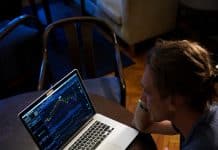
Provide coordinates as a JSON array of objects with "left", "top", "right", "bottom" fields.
[{"left": 0, "top": 0, "right": 22, "bottom": 20}]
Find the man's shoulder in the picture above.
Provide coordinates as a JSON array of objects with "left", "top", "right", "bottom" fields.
[
  {"left": 183, "top": 139, "right": 218, "bottom": 150},
  {"left": 197, "top": 104, "right": 218, "bottom": 134},
  {"left": 183, "top": 129, "right": 218, "bottom": 150},
  {"left": 208, "top": 104, "right": 218, "bottom": 121},
  {"left": 182, "top": 105, "right": 218, "bottom": 149}
]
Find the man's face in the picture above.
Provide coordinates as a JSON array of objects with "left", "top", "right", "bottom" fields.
[{"left": 141, "top": 66, "right": 172, "bottom": 122}]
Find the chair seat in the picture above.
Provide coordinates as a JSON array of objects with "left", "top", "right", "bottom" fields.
[
  {"left": 84, "top": 76, "right": 121, "bottom": 104},
  {"left": 0, "top": 17, "right": 42, "bottom": 98},
  {"left": 0, "top": 20, "right": 9, "bottom": 28},
  {"left": 0, "top": 24, "right": 40, "bottom": 82}
]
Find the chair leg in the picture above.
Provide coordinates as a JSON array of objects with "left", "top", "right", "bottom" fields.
[{"left": 126, "top": 45, "right": 136, "bottom": 56}]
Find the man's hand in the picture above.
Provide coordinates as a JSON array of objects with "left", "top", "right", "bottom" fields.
[
  {"left": 132, "top": 99, "right": 152, "bottom": 132},
  {"left": 132, "top": 99, "right": 177, "bottom": 135}
]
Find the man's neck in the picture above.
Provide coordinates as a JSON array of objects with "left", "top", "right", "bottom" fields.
[{"left": 172, "top": 107, "right": 203, "bottom": 138}]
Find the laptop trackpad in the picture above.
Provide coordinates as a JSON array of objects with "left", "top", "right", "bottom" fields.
[{"left": 98, "top": 143, "right": 122, "bottom": 150}]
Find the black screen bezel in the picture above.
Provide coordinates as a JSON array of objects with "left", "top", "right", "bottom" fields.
[{"left": 18, "top": 69, "right": 96, "bottom": 149}]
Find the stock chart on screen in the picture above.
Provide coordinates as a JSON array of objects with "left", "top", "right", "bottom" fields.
[{"left": 22, "top": 74, "right": 94, "bottom": 150}]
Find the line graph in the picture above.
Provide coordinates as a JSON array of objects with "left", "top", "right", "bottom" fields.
[{"left": 45, "top": 92, "right": 78, "bottom": 123}]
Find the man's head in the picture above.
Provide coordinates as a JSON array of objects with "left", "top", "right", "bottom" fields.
[{"left": 141, "top": 40, "right": 217, "bottom": 121}]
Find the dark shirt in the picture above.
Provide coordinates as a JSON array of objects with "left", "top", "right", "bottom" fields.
[{"left": 181, "top": 105, "right": 218, "bottom": 150}]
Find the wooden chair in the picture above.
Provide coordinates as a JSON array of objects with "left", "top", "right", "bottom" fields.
[{"left": 37, "top": 16, "right": 126, "bottom": 106}]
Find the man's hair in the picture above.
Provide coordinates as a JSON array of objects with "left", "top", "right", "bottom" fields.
[{"left": 147, "top": 40, "right": 218, "bottom": 112}]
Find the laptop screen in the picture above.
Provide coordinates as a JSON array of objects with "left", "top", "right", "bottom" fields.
[{"left": 19, "top": 70, "right": 95, "bottom": 150}]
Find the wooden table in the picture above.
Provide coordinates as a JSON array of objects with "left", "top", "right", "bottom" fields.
[{"left": 0, "top": 91, "right": 156, "bottom": 150}]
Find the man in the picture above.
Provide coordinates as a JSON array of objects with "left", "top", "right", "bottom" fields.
[{"left": 132, "top": 40, "right": 218, "bottom": 149}]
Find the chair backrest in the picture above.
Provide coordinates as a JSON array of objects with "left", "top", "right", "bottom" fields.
[
  {"left": 38, "top": 16, "right": 126, "bottom": 105},
  {"left": 0, "top": 15, "right": 44, "bottom": 98}
]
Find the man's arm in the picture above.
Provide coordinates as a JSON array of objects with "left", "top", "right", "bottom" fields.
[{"left": 145, "top": 120, "right": 178, "bottom": 135}]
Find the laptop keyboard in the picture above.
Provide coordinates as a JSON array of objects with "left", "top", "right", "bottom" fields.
[{"left": 68, "top": 121, "right": 114, "bottom": 150}]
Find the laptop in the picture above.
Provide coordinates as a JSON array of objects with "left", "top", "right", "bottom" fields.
[{"left": 18, "top": 69, "right": 138, "bottom": 150}]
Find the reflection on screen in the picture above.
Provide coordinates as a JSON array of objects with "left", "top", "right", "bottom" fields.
[{"left": 21, "top": 73, "right": 94, "bottom": 150}]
